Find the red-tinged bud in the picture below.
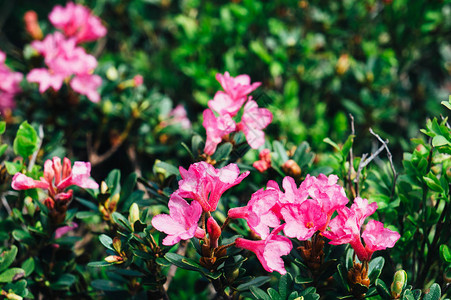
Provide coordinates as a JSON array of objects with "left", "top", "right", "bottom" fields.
[
  {"left": 62, "top": 157, "right": 72, "bottom": 179},
  {"left": 55, "top": 190, "right": 73, "bottom": 204},
  {"left": 104, "top": 255, "right": 124, "bottom": 264},
  {"left": 207, "top": 217, "right": 221, "bottom": 248},
  {"left": 44, "top": 197, "right": 55, "bottom": 210},
  {"left": 24, "top": 11, "right": 43, "bottom": 40},
  {"left": 133, "top": 75, "right": 144, "bottom": 87},
  {"left": 113, "top": 237, "right": 122, "bottom": 254},
  {"left": 282, "top": 159, "right": 301, "bottom": 178}
]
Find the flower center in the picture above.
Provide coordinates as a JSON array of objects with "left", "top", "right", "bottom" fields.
[{"left": 305, "top": 221, "right": 314, "bottom": 229}]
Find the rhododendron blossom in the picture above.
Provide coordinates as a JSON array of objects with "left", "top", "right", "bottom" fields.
[
  {"left": 237, "top": 99, "right": 273, "bottom": 149},
  {"left": 151, "top": 194, "right": 205, "bottom": 246},
  {"left": 323, "top": 198, "right": 400, "bottom": 261},
  {"left": 160, "top": 104, "right": 191, "bottom": 130},
  {"left": 215, "top": 71, "right": 261, "bottom": 101},
  {"left": 203, "top": 109, "right": 236, "bottom": 155},
  {"left": 361, "top": 220, "right": 401, "bottom": 256},
  {"left": 208, "top": 91, "right": 247, "bottom": 117},
  {"left": 281, "top": 199, "right": 327, "bottom": 240},
  {"left": 253, "top": 148, "right": 271, "bottom": 172},
  {"left": 0, "top": 51, "right": 23, "bottom": 113},
  {"left": 49, "top": 2, "right": 107, "bottom": 43},
  {"left": 12, "top": 157, "right": 98, "bottom": 196},
  {"left": 177, "top": 162, "right": 249, "bottom": 212},
  {"left": 27, "top": 32, "right": 102, "bottom": 102},
  {"left": 228, "top": 188, "right": 281, "bottom": 239},
  {"left": 235, "top": 225, "right": 292, "bottom": 275}
]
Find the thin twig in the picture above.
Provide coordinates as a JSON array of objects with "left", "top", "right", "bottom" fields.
[
  {"left": 1, "top": 195, "right": 12, "bottom": 215},
  {"left": 354, "top": 144, "right": 386, "bottom": 197},
  {"left": 369, "top": 128, "right": 398, "bottom": 197},
  {"left": 28, "top": 125, "right": 44, "bottom": 172}
]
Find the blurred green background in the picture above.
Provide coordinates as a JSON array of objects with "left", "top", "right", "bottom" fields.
[{"left": 2, "top": 0, "right": 451, "bottom": 160}]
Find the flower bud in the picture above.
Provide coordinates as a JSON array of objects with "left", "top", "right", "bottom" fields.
[
  {"left": 133, "top": 75, "right": 144, "bottom": 87},
  {"left": 100, "top": 181, "right": 108, "bottom": 194},
  {"left": 129, "top": 203, "right": 140, "bottom": 229},
  {"left": 24, "top": 196, "right": 35, "bottom": 216},
  {"left": 207, "top": 217, "right": 221, "bottom": 248},
  {"left": 104, "top": 255, "right": 124, "bottom": 264},
  {"left": 113, "top": 237, "right": 122, "bottom": 254},
  {"left": 336, "top": 54, "right": 350, "bottom": 75},
  {"left": 106, "top": 67, "right": 118, "bottom": 81},
  {"left": 390, "top": 270, "right": 407, "bottom": 299},
  {"left": 282, "top": 159, "right": 301, "bottom": 178},
  {"left": 24, "top": 10, "right": 43, "bottom": 40}
]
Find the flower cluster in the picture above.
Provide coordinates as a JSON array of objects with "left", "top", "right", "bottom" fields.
[
  {"left": 203, "top": 72, "right": 272, "bottom": 155},
  {"left": 12, "top": 157, "right": 98, "bottom": 210},
  {"left": 151, "top": 161, "right": 249, "bottom": 245},
  {"left": 229, "top": 174, "right": 400, "bottom": 273},
  {"left": 27, "top": 2, "right": 106, "bottom": 103},
  {"left": 0, "top": 51, "right": 23, "bottom": 114}
]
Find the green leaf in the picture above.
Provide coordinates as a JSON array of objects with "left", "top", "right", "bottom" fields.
[
  {"left": 423, "top": 174, "right": 444, "bottom": 193},
  {"left": 155, "top": 161, "right": 179, "bottom": 177},
  {"left": 278, "top": 273, "right": 292, "bottom": 299},
  {"left": 0, "top": 144, "right": 7, "bottom": 157},
  {"left": 51, "top": 274, "right": 76, "bottom": 289},
  {"left": 111, "top": 212, "right": 132, "bottom": 231},
  {"left": 106, "top": 169, "right": 121, "bottom": 196},
  {"left": 75, "top": 211, "right": 98, "bottom": 219},
  {"left": 341, "top": 135, "right": 355, "bottom": 158},
  {"left": 375, "top": 279, "right": 391, "bottom": 300},
  {"left": 250, "top": 286, "right": 271, "bottom": 300},
  {"left": 402, "top": 289, "right": 415, "bottom": 300},
  {"left": 368, "top": 257, "right": 385, "bottom": 282},
  {"left": 13, "top": 121, "right": 39, "bottom": 159},
  {"left": 323, "top": 137, "right": 341, "bottom": 152},
  {"left": 92, "top": 279, "right": 126, "bottom": 291},
  {"left": 99, "top": 234, "right": 114, "bottom": 251},
  {"left": 0, "top": 268, "right": 25, "bottom": 282},
  {"left": 441, "top": 100, "right": 451, "bottom": 110},
  {"left": 440, "top": 244, "right": 451, "bottom": 262},
  {"left": 273, "top": 140, "right": 288, "bottom": 163},
  {"left": 432, "top": 135, "right": 450, "bottom": 147},
  {"left": 164, "top": 252, "right": 204, "bottom": 272},
  {"left": 87, "top": 261, "right": 115, "bottom": 268},
  {"left": 295, "top": 276, "right": 313, "bottom": 284},
  {"left": 267, "top": 288, "right": 281, "bottom": 300},
  {"left": 0, "top": 246, "right": 18, "bottom": 273},
  {"left": 21, "top": 258, "right": 34, "bottom": 277},
  {"left": 0, "top": 121, "right": 5, "bottom": 134},
  {"left": 212, "top": 142, "right": 233, "bottom": 161},
  {"left": 423, "top": 283, "right": 441, "bottom": 300},
  {"left": 120, "top": 172, "right": 138, "bottom": 206},
  {"left": 236, "top": 276, "right": 271, "bottom": 291},
  {"left": 4, "top": 161, "right": 23, "bottom": 175}
]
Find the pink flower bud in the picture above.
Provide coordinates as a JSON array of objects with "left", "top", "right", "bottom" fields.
[{"left": 207, "top": 217, "right": 221, "bottom": 248}]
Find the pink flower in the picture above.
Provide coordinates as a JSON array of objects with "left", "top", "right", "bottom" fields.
[
  {"left": 70, "top": 74, "right": 102, "bottom": 103},
  {"left": 160, "top": 105, "right": 191, "bottom": 130},
  {"left": 27, "top": 68, "right": 65, "bottom": 93},
  {"left": 253, "top": 148, "right": 271, "bottom": 172},
  {"left": 27, "top": 32, "right": 101, "bottom": 102},
  {"left": 362, "top": 220, "right": 400, "bottom": 256},
  {"left": 215, "top": 72, "right": 261, "bottom": 101},
  {"left": 228, "top": 188, "right": 280, "bottom": 239},
  {"left": 281, "top": 199, "right": 327, "bottom": 241},
  {"left": 237, "top": 99, "right": 272, "bottom": 149},
  {"left": 207, "top": 217, "right": 221, "bottom": 248},
  {"left": 12, "top": 157, "right": 98, "bottom": 197},
  {"left": 133, "top": 75, "right": 144, "bottom": 87},
  {"left": 11, "top": 173, "right": 50, "bottom": 190},
  {"left": 49, "top": 2, "right": 107, "bottom": 43},
  {"left": 54, "top": 222, "right": 78, "bottom": 239},
  {"left": 24, "top": 11, "right": 43, "bottom": 40},
  {"left": 177, "top": 162, "right": 249, "bottom": 212},
  {"left": 235, "top": 225, "right": 292, "bottom": 274},
  {"left": 322, "top": 197, "right": 399, "bottom": 261},
  {"left": 299, "top": 174, "right": 349, "bottom": 224},
  {"left": 202, "top": 109, "right": 236, "bottom": 155},
  {"left": 151, "top": 194, "right": 205, "bottom": 246},
  {"left": 208, "top": 91, "right": 247, "bottom": 117},
  {"left": 0, "top": 50, "right": 23, "bottom": 112}
]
